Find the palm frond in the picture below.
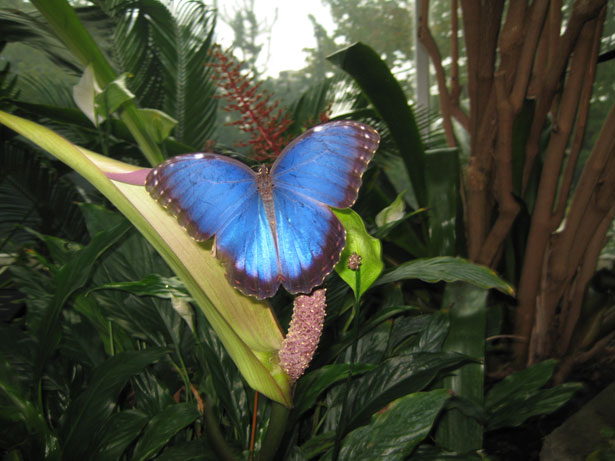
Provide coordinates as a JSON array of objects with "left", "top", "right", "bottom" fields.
[
  {"left": 0, "top": 143, "right": 87, "bottom": 251},
  {"left": 112, "top": 0, "right": 218, "bottom": 150},
  {"left": 0, "top": 8, "right": 82, "bottom": 74}
]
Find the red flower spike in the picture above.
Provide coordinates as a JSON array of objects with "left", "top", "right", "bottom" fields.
[{"left": 208, "top": 46, "right": 293, "bottom": 161}]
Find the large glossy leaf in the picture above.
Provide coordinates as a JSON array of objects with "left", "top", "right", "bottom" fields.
[
  {"left": 374, "top": 256, "right": 515, "bottom": 295},
  {"left": 292, "top": 363, "right": 376, "bottom": 422},
  {"left": 331, "top": 390, "right": 450, "bottom": 461},
  {"left": 487, "top": 383, "right": 582, "bottom": 431},
  {"left": 328, "top": 42, "right": 427, "bottom": 207},
  {"left": 0, "top": 110, "right": 292, "bottom": 406},
  {"left": 345, "top": 352, "right": 469, "bottom": 434}
]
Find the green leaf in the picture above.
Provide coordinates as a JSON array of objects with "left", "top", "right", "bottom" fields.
[
  {"left": 61, "top": 348, "right": 168, "bottom": 458},
  {"left": 30, "top": 0, "right": 164, "bottom": 165},
  {"left": 346, "top": 352, "right": 469, "bottom": 433},
  {"left": 33, "top": 216, "right": 133, "bottom": 382},
  {"left": 333, "top": 208, "right": 384, "bottom": 297},
  {"left": 486, "top": 383, "right": 582, "bottom": 431},
  {"left": 87, "top": 274, "right": 190, "bottom": 300},
  {"left": 0, "top": 110, "right": 292, "bottom": 407},
  {"left": 333, "top": 390, "right": 450, "bottom": 461},
  {"left": 132, "top": 403, "right": 201, "bottom": 461},
  {"left": 317, "top": 306, "right": 418, "bottom": 364},
  {"left": 485, "top": 359, "right": 582, "bottom": 431},
  {"left": 95, "top": 73, "right": 135, "bottom": 119},
  {"left": 375, "top": 192, "right": 406, "bottom": 228},
  {"left": 375, "top": 256, "right": 515, "bottom": 295},
  {"left": 328, "top": 42, "right": 427, "bottom": 207},
  {"left": 485, "top": 359, "right": 558, "bottom": 411},
  {"left": 0, "top": 357, "right": 61, "bottom": 460},
  {"left": 436, "top": 283, "right": 488, "bottom": 453},
  {"left": 156, "top": 439, "right": 217, "bottom": 461},
  {"left": 91, "top": 410, "right": 149, "bottom": 461},
  {"left": 292, "top": 363, "right": 376, "bottom": 422},
  {"left": 121, "top": 0, "right": 217, "bottom": 147},
  {"left": 138, "top": 108, "right": 178, "bottom": 144},
  {"left": 412, "top": 444, "right": 482, "bottom": 460},
  {"left": 425, "top": 148, "right": 461, "bottom": 256}
]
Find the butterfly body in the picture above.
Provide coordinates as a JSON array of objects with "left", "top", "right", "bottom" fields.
[{"left": 146, "top": 121, "right": 379, "bottom": 299}]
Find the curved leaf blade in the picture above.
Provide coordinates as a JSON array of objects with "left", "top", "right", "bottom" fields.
[
  {"left": 375, "top": 256, "right": 515, "bottom": 295},
  {"left": 334, "top": 390, "right": 450, "bottom": 461}
]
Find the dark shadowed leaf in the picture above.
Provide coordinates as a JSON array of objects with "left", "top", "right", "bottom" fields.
[
  {"left": 60, "top": 348, "right": 168, "bottom": 458},
  {"left": 485, "top": 359, "right": 582, "bottom": 431},
  {"left": 293, "top": 363, "right": 376, "bottom": 422},
  {"left": 346, "top": 352, "right": 468, "bottom": 433},
  {"left": 156, "top": 439, "right": 217, "bottom": 460},
  {"left": 131, "top": 402, "right": 201, "bottom": 461},
  {"left": 425, "top": 148, "right": 461, "bottom": 256},
  {"left": 91, "top": 409, "right": 149, "bottom": 461}
]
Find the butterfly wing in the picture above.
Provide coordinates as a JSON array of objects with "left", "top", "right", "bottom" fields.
[
  {"left": 145, "top": 153, "right": 258, "bottom": 241},
  {"left": 273, "top": 187, "right": 346, "bottom": 295},
  {"left": 145, "top": 154, "right": 281, "bottom": 298},
  {"left": 270, "top": 121, "right": 380, "bottom": 293},
  {"left": 271, "top": 121, "right": 380, "bottom": 208}
]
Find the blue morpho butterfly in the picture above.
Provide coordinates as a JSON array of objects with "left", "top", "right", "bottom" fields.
[{"left": 145, "top": 121, "right": 380, "bottom": 299}]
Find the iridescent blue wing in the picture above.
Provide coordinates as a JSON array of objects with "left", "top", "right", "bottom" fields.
[
  {"left": 269, "top": 121, "right": 379, "bottom": 293},
  {"left": 214, "top": 191, "right": 281, "bottom": 299},
  {"left": 145, "top": 154, "right": 258, "bottom": 241},
  {"left": 273, "top": 187, "right": 346, "bottom": 295},
  {"left": 145, "top": 154, "right": 281, "bottom": 299},
  {"left": 271, "top": 121, "right": 380, "bottom": 207}
]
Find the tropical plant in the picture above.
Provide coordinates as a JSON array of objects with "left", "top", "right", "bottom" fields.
[{"left": 0, "top": 0, "right": 592, "bottom": 460}]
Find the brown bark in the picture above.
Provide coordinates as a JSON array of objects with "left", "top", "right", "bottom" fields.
[
  {"left": 420, "top": 0, "right": 610, "bottom": 369},
  {"left": 516, "top": 14, "right": 602, "bottom": 364}
]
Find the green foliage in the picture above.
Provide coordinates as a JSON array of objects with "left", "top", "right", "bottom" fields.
[
  {"left": 0, "top": 1, "right": 588, "bottom": 459},
  {"left": 485, "top": 360, "right": 582, "bottom": 431}
]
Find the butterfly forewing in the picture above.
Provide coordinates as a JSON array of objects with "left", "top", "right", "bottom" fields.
[
  {"left": 271, "top": 121, "right": 380, "bottom": 208},
  {"left": 145, "top": 154, "right": 257, "bottom": 241}
]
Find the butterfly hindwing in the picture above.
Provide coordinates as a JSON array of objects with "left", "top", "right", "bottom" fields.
[
  {"left": 273, "top": 187, "right": 346, "bottom": 295},
  {"left": 271, "top": 121, "right": 379, "bottom": 208},
  {"left": 214, "top": 190, "right": 280, "bottom": 299}
]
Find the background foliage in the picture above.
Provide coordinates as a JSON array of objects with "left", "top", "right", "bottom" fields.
[{"left": 0, "top": 0, "right": 613, "bottom": 460}]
